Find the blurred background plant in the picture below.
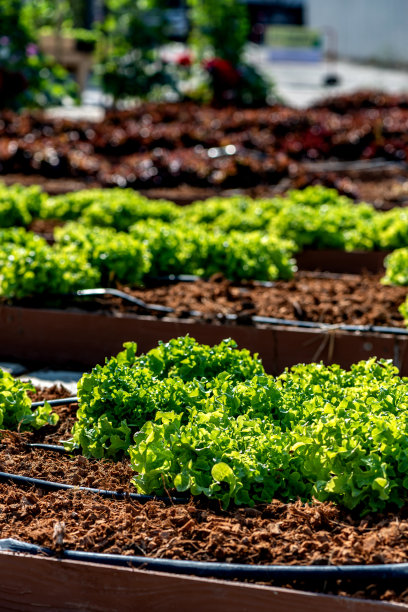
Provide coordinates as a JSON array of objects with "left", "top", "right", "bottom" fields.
[
  {"left": 97, "top": 0, "right": 177, "bottom": 101},
  {"left": 23, "top": 0, "right": 99, "bottom": 46},
  {"left": 185, "top": 0, "right": 274, "bottom": 106},
  {"left": 0, "top": 0, "right": 79, "bottom": 109},
  {"left": 97, "top": 0, "right": 274, "bottom": 106},
  {"left": 0, "top": 0, "right": 274, "bottom": 109}
]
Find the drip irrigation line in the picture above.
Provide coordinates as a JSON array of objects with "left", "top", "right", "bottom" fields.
[
  {"left": 222, "top": 312, "right": 408, "bottom": 336},
  {"left": 75, "top": 287, "right": 213, "bottom": 319},
  {"left": 28, "top": 443, "right": 69, "bottom": 453},
  {"left": 75, "top": 288, "right": 173, "bottom": 313},
  {"left": 2, "top": 538, "right": 408, "bottom": 584},
  {"left": 0, "top": 471, "right": 187, "bottom": 504},
  {"left": 250, "top": 315, "right": 408, "bottom": 336},
  {"left": 31, "top": 397, "right": 78, "bottom": 408},
  {"left": 73, "top": 286, "right": 408, "bottom": 337}
]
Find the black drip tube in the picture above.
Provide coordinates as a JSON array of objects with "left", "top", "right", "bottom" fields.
[
  {"left": 31, "top": 397, "right": 78, "bottom": 409},
  {"left": 1, "top": 538, "right": 408, "bottom": 585},
  {"left": 76, "top": 288, "right": 173, "bottom": 313},
  {"left": 28, "top": 443, "right": 69, "bottom": 453},
  {"left": 0, "top": 471, "right": 187, "bottom": 504}
]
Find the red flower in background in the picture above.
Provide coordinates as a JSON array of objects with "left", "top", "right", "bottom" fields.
[
  {"left": 203, "top": 58, "right": 241, "bottom": 88},
  {"left": 175, "top": 52, "right": 192, "bottom": 67}
]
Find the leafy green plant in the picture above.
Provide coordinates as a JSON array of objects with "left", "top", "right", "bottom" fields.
[
  {"left": 271, "top": 187, "right": 379, "bottom": 251},
  {"left": 41, "top": 190, "right": 119, "bottom": 221},
  {"left": 184, "top": 195, "right": 277, "bottom": 232},
  {"left": 130, "top": 220, "right": 202, "bottom": 277},
  {"left": 80, "top": 190, "right": 179, "bottom": 230},
  {"left": 55, "top": 223, "right": 151, "bottom": 285},
  {"left": 69, "top": 336, "right": 408, "bottom": 513},
  {"left": 130, "top": 219, "right": 296, "bottom": 281},
  {"left": 382, "top": 248, "right": 408, "bottom": 286},
  {"left": 70, "top": 337, "right": 264, "bottom": 458},
  {"left": 375, "top": 208, "right": 408, "bottom": 250},
  {"left": 0, "top": 183, "right": 45, "bottom": 227},
  {"left": 0, "top": 368, "right": 58, "bottom": 430},
  {"left": 0, "top": 0, "right": 78, "bottom": 109},
  {"left": 129, "top": 350, "right": 408, "bottom": 513},
  {"left": 203, "top": 230, "right": 296, "bottom": 281},
  {"left": 0, "top": 228, "right": 100, "bottom": 299}
]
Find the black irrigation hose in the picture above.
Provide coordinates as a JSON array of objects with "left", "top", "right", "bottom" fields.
[
  {"left": 28, "top": 443, "right": 69, "bottom": 453},
  {"left": 31, "top": 397, "right": 78, "bottom": 408},
  {"left": 223, "top": 313, "right": 408, "bottom": 336},
  {"left": 76, "top": 288, "right": 173, "bottom": 313},
  {"left": 2, "top": 538, "right": 408, "bottom": 585},
  {"left": 0, "top": 471, "right": 187, "bottom": 505}
]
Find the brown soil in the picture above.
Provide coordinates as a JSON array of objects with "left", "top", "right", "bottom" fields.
[
  {"left": 1, "top": 480, "right": 408, "bottom": 568},
  {"left": 26, "top": 385, "right": 78, "bottom": 444},
  {"left": 27, "top": 383, "right": 73, "bottom": 404},
  {"left": 2, "top": 387, "right": 408, "bottom": 602},
  {"left": 351, "top": 177, "right": 408, "bottom": 210},
  {"left": 0, "top": 434, "right": 134, "bottom": 493},
  {"left": 75, "top": 273, "right": 408, "bottom": 329},
  {"left": 28, "top": 218, "right": 64, "bottom": 235}
]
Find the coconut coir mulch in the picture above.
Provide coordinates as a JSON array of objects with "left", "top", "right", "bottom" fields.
[{"left": 3, "top": 386, "right": 408, "bottom": 603}]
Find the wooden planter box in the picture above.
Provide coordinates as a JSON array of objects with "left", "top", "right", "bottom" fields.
[
  {"left": 296, "top": 249, "right": 387, "bottom": 274},
  {"left": 0, "top": 551, "right": 405, "bottom": 611},
  {"left": 1, "top": 305, "right": 406, "bottom": 373}
]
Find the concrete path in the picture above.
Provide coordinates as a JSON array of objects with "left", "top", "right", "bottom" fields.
[{"left": 246, "top": 45, "right": 408, "bottom": 107}]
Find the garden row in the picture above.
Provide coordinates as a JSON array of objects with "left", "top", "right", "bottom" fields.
[
  {"left": 5, "top": 336, "right": 408, "bottom": 515},
  {"left": 3, "top": 182, "right": 408, "bottom": 378},
  {"left": 2, "top": 339, "right": 408, "bottom": 607},
  {"left": 2, "top": 94, "right": 408, "bottom": 190},
  {"left": 4, "top": 186, "right": 408, "bottom": 606},
  {"left": 3, "top": 183, "right": 408, "bottom": 298}
]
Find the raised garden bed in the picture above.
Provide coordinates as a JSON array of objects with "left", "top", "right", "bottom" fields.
[
  {"left": 296, "top": 250, "right": 388, "bottom": 274},
  {"left": 1, "top": 302, "right": 404, "bottom": 371},
  {"left": 1, "top": 551, "right": 402, "bottom": 612},
  {"left": 1, "top": 378, "right": 408, "bottom": 610},
  {"left": 1, "top": 272, "right": 407, "bottom": 371}
]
